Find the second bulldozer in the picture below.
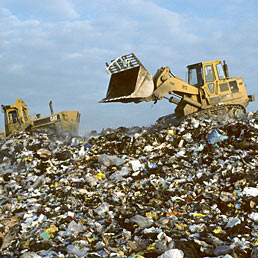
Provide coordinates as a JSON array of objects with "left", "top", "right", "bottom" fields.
[
  {"left": 1, "top": 98, "right": 80, "bottom": 138},
  {"left": 101, "top": 53, "right": 255, "bottom": 119}
]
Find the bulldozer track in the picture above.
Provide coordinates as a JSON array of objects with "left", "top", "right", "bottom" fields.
[
  {"left": 155, "top": 104, "right": 247, "bottom": 128},
  {"left": 185, "top": 104, "right": 246, "bottom": 120}
]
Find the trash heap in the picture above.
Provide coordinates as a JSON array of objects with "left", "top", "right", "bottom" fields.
[{"left": 0, "top": 112, "right": 257, "bottom": 258}]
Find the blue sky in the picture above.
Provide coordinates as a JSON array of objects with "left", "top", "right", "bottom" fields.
[{"left": 0, "top": 0, "right": 257, "bottom": 134}]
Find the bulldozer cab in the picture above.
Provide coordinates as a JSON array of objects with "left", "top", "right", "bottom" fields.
[
  {"left": 2, "top": 99, "right": 31, "bottom": 136},
  {"left": 187, "top": 60, "right": 249, "bottom": 106},
  {"left": 187, "top": 60, "right": 228, "bottom": 87},
  {"left": 100, "top": 53, "right": 154, "bottom": 103}
]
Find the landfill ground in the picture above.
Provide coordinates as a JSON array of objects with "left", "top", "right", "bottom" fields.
[{"left": 0, "top": 112, "right": 257, "bottom": 258}]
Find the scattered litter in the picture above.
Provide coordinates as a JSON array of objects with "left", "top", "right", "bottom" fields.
[{"left": 0, "top": 112, "right": 257, "bottom": 257}]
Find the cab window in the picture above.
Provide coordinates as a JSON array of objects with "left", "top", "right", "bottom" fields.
[
  {"left": 216, "top": 64, "right": 225, "bottom": 79},
  {"left": 189, "top": 68, "right": 198, "bottom": 85},
  {"left": 8, "top": 111, "right": 18, "bottom": 123},
  {"left": 208, "top": 83, "right": 215, "bottom": 93},
  {"left": 23, "top": 109, "right": 28, "bottom": 121},
  {"left": 205, "top": 65, "right": 215, "bottom": 82},
  {"left": 188, "top": 65, "right": 203, "bottom": 87}
]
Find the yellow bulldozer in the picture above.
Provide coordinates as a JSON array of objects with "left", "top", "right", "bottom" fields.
[
  {"left": 100, "top": 53, "right": 255, "bottom": 120},
  {"left": 0, "top": 98, "right": 80, "bottom": 138}
]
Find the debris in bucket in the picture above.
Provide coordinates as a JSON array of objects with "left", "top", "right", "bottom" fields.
[{"left": 0, "top": 112, "right": 257, "bottom": 258}]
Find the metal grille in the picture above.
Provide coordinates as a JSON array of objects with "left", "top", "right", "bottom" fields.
[
  {"left": 33, "top": 117, "right": 51, "bottom": 126},
  {"left": 33, "top": 114, "right": 60, "bottom": 126},
  {"left": 220, "top": 83, "right": 229, "bottom": 92},
  {"left": 106, "top": 53, "right": 143, "bottom": 74},
  {"left": 229, "top": 81, "right": 239, "bottom": 93}
]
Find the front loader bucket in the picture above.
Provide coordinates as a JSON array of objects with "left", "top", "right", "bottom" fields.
[{"left": 100, "top": 53, "right": 154, "bottom": 103}]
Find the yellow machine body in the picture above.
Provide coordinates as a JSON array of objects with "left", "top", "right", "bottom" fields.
[
  {"left": 101, "top": 53, "right": 255, "bottom": 118},
  {"left": 1, "top": 99, "right": 80, "bottom": 137},
  {"left": 0, "top": 131, "right": 4, "bottom": 138}
]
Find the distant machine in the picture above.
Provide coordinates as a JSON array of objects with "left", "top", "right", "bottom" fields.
[{"left": 0, "top": 98, "right": 80, "bottom": 138}]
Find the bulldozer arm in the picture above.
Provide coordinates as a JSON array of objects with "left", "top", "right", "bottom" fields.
[{"left": 100, "top": 53, "right": 154, "bottom": 103}]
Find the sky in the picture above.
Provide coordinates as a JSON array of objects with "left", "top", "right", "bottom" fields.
[{"left": 0, "top": 0, "right": 257, "bottom": 135}]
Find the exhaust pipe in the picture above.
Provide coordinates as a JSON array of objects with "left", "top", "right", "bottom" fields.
[
  {"left": 223, "top": 60, "right": 229, "bottom": 79},
  {"left": 49, "top": 100, "right": 54, "bottom": 115}
]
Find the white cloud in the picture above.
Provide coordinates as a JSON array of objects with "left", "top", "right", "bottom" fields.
[
  {"left": 0, "top": 7, "right": 12, "bottom": 16},
  {"left": 0, "top": 0, "right": 79, "bottom": 20},
  {"left": 64, "top": 52, "right": 83, "bottom": 59},
  {"left": 44, "top": 0, "right": 79, "bottom": 19}
]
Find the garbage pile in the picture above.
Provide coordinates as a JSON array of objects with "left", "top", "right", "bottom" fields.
[{"left": 0, "top": 112, "right": 257, "bottom": 258}]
